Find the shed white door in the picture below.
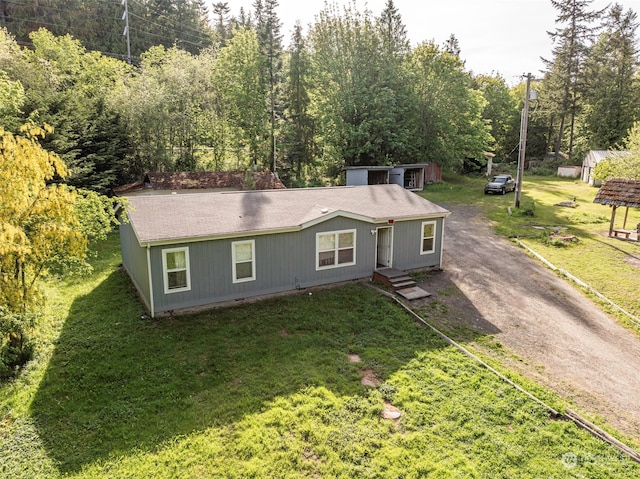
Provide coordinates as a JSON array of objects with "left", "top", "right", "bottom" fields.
[{"left": 376, "top": 227, "right": 393, "bottom": 268}]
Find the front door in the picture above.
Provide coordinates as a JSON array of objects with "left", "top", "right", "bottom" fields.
[{"left": 376, "top": 227, "right": 393, "bottom": 268}]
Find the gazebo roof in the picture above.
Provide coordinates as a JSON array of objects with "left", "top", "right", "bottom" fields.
[{"left": 593, "top": 178, "right": 640, "bottom": 208}]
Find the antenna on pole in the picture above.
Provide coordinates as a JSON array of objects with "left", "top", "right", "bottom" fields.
[{"left": 122, "top": 0, "right": 132, "bottom": 64}]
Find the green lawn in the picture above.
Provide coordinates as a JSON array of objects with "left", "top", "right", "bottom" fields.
[
  {"left": 2, "top": 235, "right": 639, "bottom": 477},
  {"left": 423, "top": 173, "right": 640, "bottom": 323}
]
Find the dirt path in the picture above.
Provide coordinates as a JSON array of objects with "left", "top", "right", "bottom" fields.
[{"left": 415, "top": 204, "right": 640, "bottom": 440}]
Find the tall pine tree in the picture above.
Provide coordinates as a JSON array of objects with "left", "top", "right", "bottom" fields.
[
  {"left": 582, "top": 4, "right": 640, "bottom": 150},
  {"left": 544, "top": 0, "right": 605, "bottom": 158},
  {"left": 283, "top": 22, "right": 314, "bottom": 184},
  {"left": 253, "top": 0, "right": 284, "bottom": 171}
]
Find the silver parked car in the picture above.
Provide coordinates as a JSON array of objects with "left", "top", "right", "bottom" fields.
[{"left": 484, "top": 175, "right": 516, "bottom": 195}]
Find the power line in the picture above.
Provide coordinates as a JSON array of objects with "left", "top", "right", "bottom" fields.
[
  {"left": 2, "top": 0, "right": 214, "bottom": 54},
  {"left": 129, "top": 12, "right": 212, "bottom": 46},
  {"left": 128, "top": 0, "right": 213, "bottom": 44}
]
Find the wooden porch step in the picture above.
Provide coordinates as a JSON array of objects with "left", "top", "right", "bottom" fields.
[
  {"left": 392, "top": 280, "right": 417, "bottom": 289},
  {"left": 374, "top": 267, "right": 408, "bottom": 279},
  {"left": 373, "top": 268, "right": 417, "bottom": 291}
]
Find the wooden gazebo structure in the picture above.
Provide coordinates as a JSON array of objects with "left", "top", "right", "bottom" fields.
[{"left": 593, "top": 178, "right": 640, "bottom": 240}]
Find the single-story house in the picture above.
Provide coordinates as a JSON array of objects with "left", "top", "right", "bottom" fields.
[
  {"left": 114, "top": 170, "right": 285, "bottom": 196},
  {"left": 581, "top": 151, "right": 630, "bottom": 185},
  {"left": 119, "top": 184, "right": 451, "bottom": 317},
  {"left": 345, "top": 163, "right": 441, "bottom": 191}
]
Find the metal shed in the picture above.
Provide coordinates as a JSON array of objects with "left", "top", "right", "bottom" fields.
[
  {"left": 345, "top": 163, "right": 441, "bottom": 191},
  {"left": 582, "top": 151, "right": 630, "bottom": 185}
]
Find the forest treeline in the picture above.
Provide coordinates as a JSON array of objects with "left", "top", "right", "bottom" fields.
[{"left": 1, "top": 0, "right": 639, "bottom": 193}]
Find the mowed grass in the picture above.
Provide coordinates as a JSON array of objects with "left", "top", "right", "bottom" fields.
[
  {"left": 2, "top": 235, "right": 640, "bottom": 477},
  {"left": 423, "top": 174, "right": 640, "bottom": 321}
]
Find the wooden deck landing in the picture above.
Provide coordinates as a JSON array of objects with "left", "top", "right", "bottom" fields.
[{"left": 396, "top": 286, "right": 432, "bottom": 300}]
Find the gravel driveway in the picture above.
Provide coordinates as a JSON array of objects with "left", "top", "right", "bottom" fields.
[{"left": 417, "top": 204, "right": 640, "bottom": 440}]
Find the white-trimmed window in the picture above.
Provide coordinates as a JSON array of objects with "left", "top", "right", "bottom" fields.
[
  {"left": 162, "top": 247, "right": 191, "bottom": 294},
  {"left": 316, "top": 230, "right": 356, "bottom": 270},
  {"left": 421, "top": 221, "right": 436, "bottom": 255},
  {"left": 232, "top": 240, "right": 256, "bottom": 283}
]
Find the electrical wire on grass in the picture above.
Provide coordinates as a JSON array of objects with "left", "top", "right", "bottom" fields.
[
  {"left": 365, "top": 282, "right": 640, "bottom": 464},
  {"left": 514, "top": 238, "right": 640, "bottom": 329}
]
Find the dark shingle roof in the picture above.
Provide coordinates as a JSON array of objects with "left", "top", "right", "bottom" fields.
[
  {"left": 593, "top": 178, "right": 640, "bottom": 208},
  {"left": 126, "top": 184, "right": 450, "bottom": 245},
  {"left": 114, "top": 171, "right": 284, "bottom": 195}
]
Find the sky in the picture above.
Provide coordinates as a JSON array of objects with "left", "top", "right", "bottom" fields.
[{"left": 220, "top": 0, "right": 636, "bottom": 84}]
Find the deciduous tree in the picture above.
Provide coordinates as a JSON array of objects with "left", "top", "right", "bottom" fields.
[
  {"left": 0, "top": 124, "right": 118, "bottom": 376},
  {"left": 216, "top": 27, "right": 269, "bottom": 169},
  {"left": 308, "top": 2, "right": 417, "bottom": 174},
  {"left": 594, "top": 122, "right": 640, "bottom": 180},
  {"left": 474, "top": 74, "right": 519, "bottom": 161},
  {"left": 410, "top": 42, "right": 491, "bottom": 170}
]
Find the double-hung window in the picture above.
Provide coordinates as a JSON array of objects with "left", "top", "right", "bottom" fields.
[
  {"left": 316, "top": 230, "right": 356, "bottom": 270},
  {"left": 232, "top": 240, "right": 256, "bottom": 283},
  {"left": 420, "top": 221, "right": 436, "bottom": 255},
  {"left": 162, "top": 247, "right": 191, "bottom": 293}
]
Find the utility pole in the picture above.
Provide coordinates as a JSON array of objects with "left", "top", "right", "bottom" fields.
[
  {"left": 514, "top": 73, "right": 532, "bottom": 208},
  {"left": 273, "top": 133, "right": 278, "bottom": 178},
  {"left": 122, "top": 0, "right": 132, "bottom": 64}
]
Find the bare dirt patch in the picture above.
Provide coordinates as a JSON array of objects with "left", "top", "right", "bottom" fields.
[
  {"left": 381, "top": 403, "right": 402, "bottom": 420},
  {"left": 348, "top": 353, "right": 362, "bottom": 363},
  {"left": 626, "top": 256, "right": 640, "bottom": 269},
  {"left": 360, "top": 369, "right": 381, "bottom": 388}
]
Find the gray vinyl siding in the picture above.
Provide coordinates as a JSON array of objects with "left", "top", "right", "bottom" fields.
[
  {"left": 149, "top": 217, "right": 377, "bottom": 313},
  {"left": 119, "top": 222, "right": 151, "bottom": 310},
  {"left": 391, "top": 217, "right": 444, "bottom": 271},
  {"left": 141, "top": 215, "right": 445, "bottom": 314}
]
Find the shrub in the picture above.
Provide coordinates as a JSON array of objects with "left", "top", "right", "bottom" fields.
[
  {"left": 514, "top": 200, "right": 535, "bottom": 217},
  {"left": 379, "top": 383, "right": 398, "bottom": 402},
  {"left": 0, "top": 308, "right": 36, "bottom": 380}
]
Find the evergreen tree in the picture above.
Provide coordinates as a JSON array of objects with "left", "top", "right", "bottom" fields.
[
  {"left": 0, "top": 0, "right": 214, "bottom": 60},
  {"left": 378, "top": 0, "right": 410, "bottom": 56},
  {"left": 1, "top": 29, "right": 133, "bottom": 193},
  {"left": 375, "top": 0, "right": 419, "bottom": 163},
  {"left": 582, "top": 3, "right": 640, "bottom": 150},
  {"left": 282, "top": 22, "right": 314, "bottom": 184},
  {"left": 544, "top": 0, "right": 605, "bottom": 158},
  {"left": 443, "top": 34, "right": 462, "bottom": 58},
  {"left": 213, "top": 2, "right": 232, "bottom": 46},
  {"left": 253, "top": 0, "right": 284, "bottom": 171}
]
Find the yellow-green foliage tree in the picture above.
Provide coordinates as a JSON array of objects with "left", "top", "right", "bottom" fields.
[
  {"left": 594, "top": 122, "right": 640, "bottom": 181},
  {"left": 0, "top": 124, "right": 102, "bottom": 377}
]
